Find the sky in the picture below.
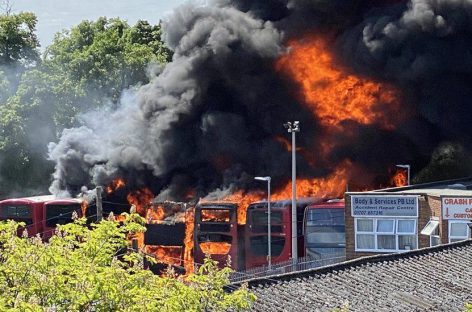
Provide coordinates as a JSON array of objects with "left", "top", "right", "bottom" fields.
[{"left": 10, "top": 0, "right": 189, "bottom": 49}]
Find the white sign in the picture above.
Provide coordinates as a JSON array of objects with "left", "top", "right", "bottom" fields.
[
  {"left": 442, "top": 197, "right": 472, "bottom": 220},
  {"left": 351, "top": 195, "right": 418, "bottom": 217}
]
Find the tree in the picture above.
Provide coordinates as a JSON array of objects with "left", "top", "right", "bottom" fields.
[
  {"left": 44, "top": 17, "right": 172, "bottom": 103},
  {"left": 0, "top": 214, "right": 256, "bottom": 311},
  {"left": 0, "top": 11, "right": 40, "bottom": 67},
  {"left": 0, "top": 16, "right": 171, "bottom": 198}
]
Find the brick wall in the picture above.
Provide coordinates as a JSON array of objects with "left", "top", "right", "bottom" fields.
[
  {"left": 427, "top": 196, "right": 448, "bottom": 244},
  {"left": 418, "top": 196, "right": 433, "bottom": 248}
]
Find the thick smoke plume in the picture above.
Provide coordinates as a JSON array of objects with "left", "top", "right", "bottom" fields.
[{"left": 49, "top": 0, "right": 472, "bottom": 199}]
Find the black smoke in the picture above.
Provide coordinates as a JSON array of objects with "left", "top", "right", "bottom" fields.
[{"left": 49, "top": 0, "right": 472, "bottom": 199}]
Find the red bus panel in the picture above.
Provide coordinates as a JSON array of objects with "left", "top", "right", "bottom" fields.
[
  {"left": 0, "top": 195, "right": 55, "bottom": 237},
  {"left": 245, "top": 199, "right": 319, "bottom": 269},
  {"left": 42, "top": 198, "right": 83, "bottom": 240},
  {"left": 194, "top": 202, "right": 241, "bottom": 270},
  {"left": 304, "top": 200, "right": 346, "bottom": 260}
]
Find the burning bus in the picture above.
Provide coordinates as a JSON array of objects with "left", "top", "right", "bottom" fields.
[
  {"left": 143, "top": 201, "right": 188, "bottom": 274},
  {"left": 244, "top": 199, "right": 321, "bottom": 269},
  {"left": 193, "top": 202, "right": 244, "bottom": 270}
]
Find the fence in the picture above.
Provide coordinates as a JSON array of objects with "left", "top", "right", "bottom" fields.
[{"left": 229, "top": 252, "right": 346, "bottom": 283}]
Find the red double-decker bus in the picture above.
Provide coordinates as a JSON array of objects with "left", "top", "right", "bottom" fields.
[
  {"left": 42, "top": 198, "right": 84, "bottom": 239},
  {"left": 0, "top": 196, "right": 86, "bottom": 239},
  {"left": 303, "top": 199, "right": 346, "bottom": 260},
  {"left": 244, "top": 199, "right": 320, "bottom": 269},
  {"left": 194, "top": 202, "right": 244, "bottom": 270},
  {"left": 0, "top": 195, "right": 55, "bottom": 236}
]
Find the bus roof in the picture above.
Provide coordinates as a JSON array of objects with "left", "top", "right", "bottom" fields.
[
  {"left": 0, "top": 195, "right": 56, "bottom": 204},
  {"left": 248, "top": 197, "right": 323, "bottom": 209},
  {"left": 197, "top": 202, "right": 238, "bottom": 209},
  {"left": 44, "top": 198, "right": 83, "bottom": 205},
  {"left": 306, "top": 199, "right": 344, "bottom": 209}
]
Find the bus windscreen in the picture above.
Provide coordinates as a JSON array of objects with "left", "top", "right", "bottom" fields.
[{"left": 0, "top": 205, "right": 33, "bottom": 225}]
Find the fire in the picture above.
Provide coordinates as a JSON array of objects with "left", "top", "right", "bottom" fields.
[
  {"left": 80, "top": 200, "right": 88, "bottom": 217},
  {"left": 199, "top": 242, "right": 231, "bottom": 255},
  {"left": 145, "top": 245, "right": 183, "bottom": 266},
  {"left": 132, "top": 232, "right": 144, "bottom": 249},
  {"left": 184, "top": 207, "right": 195, "bottom": 274},
  {"left": 391, "top": 168, "right": 408, "bottom": 187},
  {"left": 275, "top": 135, "right": 302, "bottom": 152},
  {"left": 273, "top": 161, "right": 352, "bottom": 200},
  {"left": 146, "top": 205, "right": 165, "bottom": 223},
  {"left": 220, "top": 191, "right": 264, "bottom": 225},
  {"left": 276, "top": 35, "right": 401, "bottom": 129},
  {"left": 201, "top": 209, "right": 231, "bottom": 222},
  {"left": 126, "top": 188, "right": 154, "bottom": 216},
  {"left": 106, "top": 178, "right": 125, "bottom": 194}
]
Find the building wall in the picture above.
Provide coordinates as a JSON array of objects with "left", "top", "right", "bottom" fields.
[
  {"left": 345, "top": 193, "right": 433, "bottom": 260},
  {"left": 427, "top": 196, "right": 448, "bottom": 244},
  {"left": 418, "top": 196, "right": 432, "bottom": 248}
]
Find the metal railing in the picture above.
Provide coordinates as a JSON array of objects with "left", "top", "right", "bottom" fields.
[{"left": 230, "top": 252, "right": 346, "bottom": 283}]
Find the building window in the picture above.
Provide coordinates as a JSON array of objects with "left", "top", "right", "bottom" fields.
[
  {"left": 355, "top": 218, "right": 417, "bottom": 252},
  {"left": 420, "top": 220, "right": 440, "bottom": 247},
  {"left": 448, "top": 220, "right": 470, "bottom": 243}
]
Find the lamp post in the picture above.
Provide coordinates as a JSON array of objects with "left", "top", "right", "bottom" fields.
[
  {"left": 396, "top": 164, "right": 411, "bottom": 186},
  {"left": 284, "top": 121, "right": 300, "bottom": 262},
  {"left": 254, "top": 176, "right": 271, "bottom": 269}
]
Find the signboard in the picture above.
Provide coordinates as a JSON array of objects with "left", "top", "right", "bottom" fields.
[
  {"left": 351, "top": 195, "right": 418, "bottom": 217},
  {"left": 442, "top": 197, "right": 472, "bottom": 220}
]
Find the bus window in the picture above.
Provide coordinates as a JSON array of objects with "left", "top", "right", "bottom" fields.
[
  {"left": 0, "top": 205, "right": 33, "bottom": 225},
  {"left": 251, "top": 211, "right": 283, "bottom": 225},
  {"left": 249, "top": 236, "right": 285, "bottom": 257},
  {"left": 200, "top": 209, "right": 231, "bottom": 223},
  {"left": 305, "top": 208, "right": 345, "bottom": 258},
  {"left": 45, "top": 204, "right": 81, "bottom": 227}
]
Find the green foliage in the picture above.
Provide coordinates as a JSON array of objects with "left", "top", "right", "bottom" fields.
[
  {"left": 44, "top": 17, "right": 171, "bottom": 102},
  {"left": 0, "top": 214, "right": 255, "bottom": 311},
  {"left": 0, "top": 15, "right": 171, "bottom": 197},
  {"left": 465, "top": 303, "right": 472, "bottom": 312},
  {"left": 0, "top": 12, "right": 39, "bottom": 67}
]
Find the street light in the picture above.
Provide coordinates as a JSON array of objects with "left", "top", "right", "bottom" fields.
[
  {"left": 396, "top": 164, "right": 411, "bottom": 186},
  {"left": 254, "top": 176, "right": 271, "bottom": 269},
  {"left": 284, "top": 121, "right": 300, "bottom": 262}
]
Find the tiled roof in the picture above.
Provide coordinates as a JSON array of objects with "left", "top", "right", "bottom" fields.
[{"left": 246, "top": 240, "right": 472, "bottom": 311}]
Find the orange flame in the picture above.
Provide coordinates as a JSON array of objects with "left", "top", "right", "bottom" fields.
[
  {"left": 391, "top": 168, "right": 408, "bottom": 187},
  {"left": 200, "top": 209, "right": 231, "bottom": 222},
  {"left": 126, "top": 188, "right": 154, "bottom": 216},
  {"left": 146, "top": 205, "right": 165, "bottom": 223},
  {"left": 184, "top": 207, "right": 195, "bottom": 274},
  {"left": 220, "top": 191, "right": 264, "bottom": 225},
  {"left": 199, "top": 242, "right": 231, "bottom": 255},
  {"left": 131, "top": 232, "right": 144, "bottom": 249},
  {"left": 272, "top": 160, "right": 352, "bottom": 200},
  {"left": 106, "top": 178, "right": 125, "bottom": 194},
  {"left": 80, "top": 200, "right": 89, "bottom": 218},
  {"left": 145, "top": 245, "right": 183, "bottom": 266},
  {"left": 274, "top": 135, "right": 303, "bottom": 152},
  {"left": 276, "top": 35, "right": 401, "bottom": 129}
]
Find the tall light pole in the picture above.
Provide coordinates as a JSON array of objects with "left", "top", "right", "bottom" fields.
[
  {"left": 254, "top": 176, "right": 271, "bottom": 269},
  {"left": 396, "top": 164, "right": 411, "bottom": 186},
  {"left": 284, "top": 121, "right": 300, "bottom": 262}
]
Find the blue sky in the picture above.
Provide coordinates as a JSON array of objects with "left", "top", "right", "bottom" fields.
[{"left": 11, "top": 0, "right": 189, "bottom": 48}]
